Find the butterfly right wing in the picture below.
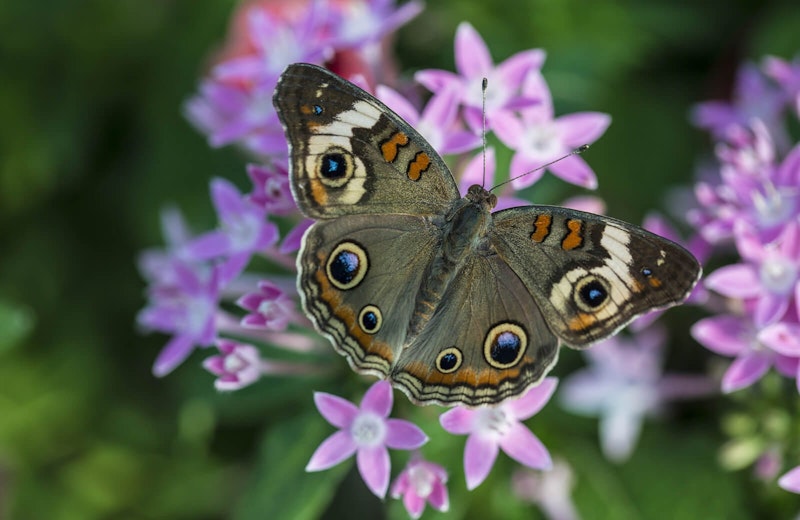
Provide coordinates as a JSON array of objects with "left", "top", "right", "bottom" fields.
[{"left": 490, "top": 205, "right": 702, "bottom": 347}]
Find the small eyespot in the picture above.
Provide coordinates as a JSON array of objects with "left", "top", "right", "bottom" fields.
[
  {"left": 436, "top": 347, "right": 463, "bottom": 374},
  {"left": 313, "top": 104, "right": 323, "bottom": 115},
  {"left": 574, "top": 276, "right": 610, "bottom": 312},
  {"left": 358, "top": 305, "right": 382, "bottom": 334},
  {"left": 326, "top": 241, "right": 369, "bottom": 290},
  {"left": 642, "top": 267, "right": 653, "bottom": 277},
  {"left": 483, "top": 322, "right": 528, "bottom": 370}
]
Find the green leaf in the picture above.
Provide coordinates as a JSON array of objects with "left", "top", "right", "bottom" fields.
[{"left": 232, "top": 412, "right": 350, "bottom": 520}]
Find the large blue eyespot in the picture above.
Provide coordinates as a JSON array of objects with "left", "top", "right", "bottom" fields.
[
  {"left": 484, "top": 323, "right": 528, "bottom": 369},
  {"left": 326, "top": 241, "right": 368, "bottom": 290}
]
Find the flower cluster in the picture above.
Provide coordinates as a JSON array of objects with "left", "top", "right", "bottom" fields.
[
  {"left": 688, "top": 55, "right": 800, "bottom": 498},
  {"left": 689, "top": 56, "right": 800, "bottom": 394}
]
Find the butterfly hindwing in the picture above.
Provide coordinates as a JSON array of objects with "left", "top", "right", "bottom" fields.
[{"left": 297, "top": 214, "right": 442, "bottom": 377}]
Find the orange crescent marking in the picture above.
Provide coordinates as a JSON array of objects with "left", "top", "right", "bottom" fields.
[
  {"left": 309, "top": 178, "right": 328, "bottom": 206},
  {"left": 314, "top": 264, "right": 394, "bottom": 363},
  {"left": 648, "top": 276, "right": 662, "bottom": 288},
  {"left": 400, "top": 361, "right": 524, "bottom": 386},
  {"left": 561, "top": 219, "right": 584, "bottom": 251},
  {"left": 530, "top": 214, "right": 552, "bottom": 243},
  {"left": 407, "top": 152, "right": 430, "bottom": 181},
  {"left": 380, "top": 132, "right": 409, "bottom": 163},
  {"left": 567, "top": 312, "right": 598, "bottom": 332}
]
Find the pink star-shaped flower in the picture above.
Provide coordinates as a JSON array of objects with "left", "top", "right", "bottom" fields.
[
  {"left": 390, "top": 456, "right": 449, "bottom": 518},
  {"left": 306, "top": 380, "right": 428, "bottom": 498},
  {"left": 440, "top": 378, "right": 557, "bottom": 490}
]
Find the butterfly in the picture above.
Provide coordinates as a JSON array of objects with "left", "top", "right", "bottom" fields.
[{"left": 273, "top": 63, "right": 701, "bottom": 407}]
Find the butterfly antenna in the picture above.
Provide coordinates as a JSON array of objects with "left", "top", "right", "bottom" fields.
[
  {"left": 490, "top": 144, "right": 590, "bottom": 192},
  {"left": 481, "top": 77, "right": 488, "bottom": 188}
]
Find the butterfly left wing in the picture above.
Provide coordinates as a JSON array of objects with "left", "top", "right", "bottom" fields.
[
  {"left": 391, "top": 253, "right": 559, "bottom": 407},
  {"left": 273, "top": 63, "right": 461, "bottom": 219},
  {"left": 297, "top": 214, "right": 442, "bottom": 379},
  {"left": 489, "top": 205, "right": 701, "bottom": 347}
]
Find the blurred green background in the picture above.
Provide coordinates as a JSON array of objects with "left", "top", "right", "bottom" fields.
[{"left": 2, "top": 0, "right": 799, "bottom": 518}]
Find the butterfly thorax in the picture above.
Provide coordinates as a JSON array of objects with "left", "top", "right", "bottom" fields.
[{"left": 407, "top": 185, "right": 497, "bottom": 338}]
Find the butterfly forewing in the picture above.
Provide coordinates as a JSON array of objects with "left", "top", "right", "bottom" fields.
[
  {"left": 490, "top": 205, "right": 702, "bottom": 346},
  {"left": 273, "top": 63, "right": 460, "bottom": 219}
]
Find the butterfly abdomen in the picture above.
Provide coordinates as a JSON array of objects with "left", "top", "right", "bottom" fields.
[{"left": 407, "top": 197, "right": 493, "bottom": 338}]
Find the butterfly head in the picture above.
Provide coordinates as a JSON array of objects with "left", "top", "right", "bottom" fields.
[{"left": 466, "top": 184, "right": 497, "bottom": 211}]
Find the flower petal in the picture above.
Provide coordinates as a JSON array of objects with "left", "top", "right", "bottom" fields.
[
  {"left": 554, "top": 112, "right": 611, "bottom": 146},
  {"left": 385, "top": 418, "right": 428, "bottom": 449},
  {"left": 305, "top": 430, "right": 357, "bottom": 472},
  {"left": 314, "top": 392, "right": 358, "bottom": 428},
  {"left": 690, "top": 315, "right": 750, "bottom": 356},
  {"left": 600, "top": 409, "right": 643, "bottom": 463},
  {"left": 439, "top": 407, "right": 476, "bottom": 435},
  {"left": 498, "top": 422, "right": 552, "bottom": 470},
  {"left": 360, "top": 380, "right": 393, "bottom": 417},
  {"left": 779, "top": 466, "right": 800, "bottom": 494},
  {"left": 376, "top": 85, "right": 419, "bottom": 125},
  {"left": 496, "top": 49, "right": 546, "bottom": 86},
  {"left": 758, "top": 322, "right": 800, "bottom": 356},
  {"left": 509, "top": 153, "right": 545, "bottom": 190},
  {"left": 704, "top": 264, "right": 761, "bottom": 298},
  {"left": 455, "top": 22, "right": 492, "bottom": 78},
  {"left": 210, "top": 177, "right": 245, "bottom": 218},
  {"left": 754, "top": 293, "right": 790, "bottom": 327},
  {"left": 506, "top": 377, "right": 558, "bottom": 420},
  {"left": 490, "top": 111, "right": 525, "bottom": 148},
  {"left": 153, "top": 334, "right": 195, "bottom": 377},
  {"left": 428, "top": 480, "right": 450, "bottom": 512},
  {"left": 357, "top": 446, "right": 391, "bottom": 498},
  {"left": 721, "top": 352, "right": 771, "bottom": 393},
  {"left": 403, "top": 491, "right": 426, "bottom": 519},
  {"left": 464, "top": 434, "right": 499, "bottom": 490},
  {"left": 549, "top": 155, "right": 598, "bottom": 189}
]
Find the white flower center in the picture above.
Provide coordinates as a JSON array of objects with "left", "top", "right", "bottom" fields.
[
  {"left": 523, "top": 123, "right": 560, "bottom": 160},
  {"left": 186, "top": 298, "right": 213, "bottom": 337},
  {"left": 223, "top": 352, "right": 247, "bottom": 373},
  {"left": 257, "top": 299, "right": 279, "bottom": 318},
  {"left": 408, "top": 464, "right": 435, "bottom": 498},
  {"left": 264, "top": 178, "right": 283, "bottom": 200},
  {"left": 760, "top": 257, "right": 798, "bottom": 294},
  {"left": 225, "top": 212, "right": 261, "bottom": 251},
  {"left": 752, "top": 184, "right": 794, "bottom": 229},
  {"left": 350, "top": 413, "right": 387, "bottom": 448},
  {"left": 476, "top": 408, "right": 513, "bottom": 438}
]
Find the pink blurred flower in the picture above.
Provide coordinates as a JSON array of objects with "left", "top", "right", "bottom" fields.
[
  {"left": 237, "top": 280, "right": 296, "bottom": 330},
  {"left": 390, "top": 456, "right": 449, "bottom": 518},
  {"left": 561, "top": 325, "right": 713, "bottom": 462},
  {"left": 512, "top": 458, "right": 579, "bottom": 520}
]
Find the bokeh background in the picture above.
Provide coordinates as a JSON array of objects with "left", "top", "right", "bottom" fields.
[{"left": 2, "top": 0, "right": 799, "bottom": 518}]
